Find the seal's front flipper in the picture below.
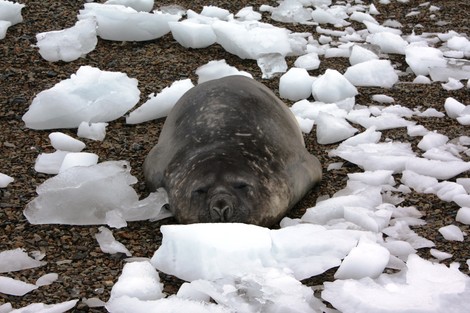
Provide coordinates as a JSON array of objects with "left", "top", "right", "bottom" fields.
[
  {"left": 287, "top": 153, "right": 322, "bottom": 208},
  {"left": 143, "top": 144, "right": 166, "bottom": 191}
]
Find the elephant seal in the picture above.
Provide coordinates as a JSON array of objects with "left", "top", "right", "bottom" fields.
[{"left": 144, "top": 75, "right": 321, "bottom": 227}]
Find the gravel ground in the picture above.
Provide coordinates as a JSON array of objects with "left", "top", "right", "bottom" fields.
[{"left": 1, "top": 0, "right": 469, "bottom": 311}]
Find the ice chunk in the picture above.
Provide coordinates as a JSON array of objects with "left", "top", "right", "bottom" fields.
[
  {"left": 0, "top": 0, "right": 25, "bottom": 25},
  {"left": 0, "top": 303, "right": 12, "bottom": 313},
  {"left": 349, "top": 45, "right": 379, "bottom": 65},
  {"left": 34, "top": 150, "right": 69, "bottom": 175},
  {"left": 177, "top": 283, "right": 211, "bottom": 302},
  {"left": 271, "top": 0, "right": 313, "bottom": 24},
  {"left": 372, "top": 94, "right": 395, "bottom": 103},
  {"left": 344, "top": 59, "right": 398, "bottom": 88},
  {"left": 348, "top": 170, "right": 395, "bottom": 186},
  {"left": 335, "top": 237, "right": 390, "bottom": 279},
  {"left": 35, "top": 273, "right": 59, "bottom": 287},
  {"left": 405, "top": 158, "right": 470, "bottom": 180},
  {"left": 457, "top": 114, "right": 470, "bottom": 126},
  {"left": 106, "top": 295, "right": 232, "bottom": 313},
  {"left": 405, "top": 44, "right": 446, "bottom": 76},
  {"left": 422, "top": 147, "right": 462, "bottom": 162},
  {"left": 0, "top": 248, "right": 45, "bottom": 273},
  {"left": 78, "top": 3, "right": 180, "bottom": 41},
  {"left": 343, "top": 205, "right": 392, "bottom": 233},
  {"left": 316, "top": 112, "right": 358, "bottom": 144},
  {"left": 289, "top": 100, "right": 347, "bottom": 121},
  {"left": 82, "top": 297, "right": 106, "bottom": 308},
  {"left": 382, "top": 221, "right": 434, "bottom": 249},
  {"left": 315, "top": 26, "right": 348, "bottom": 37},
  {"left": 271, "top": 225, "right": 369, "bottom": 279},
  {"left": 380, "top": 105, "right": 414, "bottom": 117},
  {"left": 312, "top": 69, "right": 358, "bottom": 103},
  {"left": 318, "top": 34, "right": 332, "bottom": 44},
  {"left": 412, "top": 75, "right": 431, "bottom": 84},
  {"left": 443, "top": 50, "right": 464, "bottom": 59},
  {"left": 235, "top": 6, "right": 262, "bottom": 21},
  {"left": 438, "top": 225, "right": 464, "bottom": 241},
  {"left": 339, "top": 127, "right": 382, "bottom": 147},
  {"left": 152, "top": 223, "right": 273, "bottom": 281},
  {"left": 211, "top": 20, "right": 292, "bottom": 60},
  {"left": 200, "top": 5, "right": 230, "bottom": 20},
  {"left": 59, "top": 152, "right": 99, "bottom": 173},
  {"left": 49, "top": 132, "right": 85, "bottom": 152},
  {"left": 407, "top": 124, "right": 429, "bottom": 137},
  {"left": 327, "top": 162, "right": 343, "bottom": 171},
  {"left": 0, "top": 276, "right": 37, "bottom": 296},
  {"left": 447, "top": 35, "right": 470, "bottom": 57},
  {"left": 24, "top": 161, "right": 171, "bottom": 227},
  {"left": 434, "top": 181, "right": 468, "bottom": 202},
  {"left": 414, "top": 108, "right": 445, "bottom": 118},
  {"left": 0, "top": 173, "right": 14, "bottom": 188},
  {"left": 152, "top": 223, "right": 368, "bottom": 282},
  {"left": 457, "top": 178, "right": 470, "bottom": 193},
  {"left": 454, "top": 195, "right": 470, "bottom": 208},
  {"left": 256, "top": 53, "right": 288, "bottom": 79},
  {"left": 350, "top": 12, "right": 378, "bottom": 24},
  {"left": 77, "top": 122, "right": 108, "bottom": 141},
  {"left": 110, "top": 261, "right": 163, "bottom": 301},
  {"left": 429, "top": 61, "right": 470, "bottom": 82},
  {"left": 104, "top": 0, "right": 154, "bottom": 12},
  {"left": 279, "top": 67, "right": 314, "bottom": 101},
  {"left": 290, "top": 33, "right": 310, "bottom": 57},
  {"left": 322, "top": 254, "right": 470, "bottom": 313},
  {"left": 169, "top": 20, "right": 216, "bottom": 49},
  {"left": 417, "top": 132, "right": 449, "bottom": 151},
  {"left": 401, "top": 170, "right": 438, "bottom": 193},
  {"left": 456, "top": 207, "right": 470, "bottom": 225},
  {"left": 295, "top": 116, "right": 314, "bottom": 133},
  {"left": 366, "top": 32, "right": 408, "bottom": 54},
  {"left": 195, "top": 60, "right": 253, "bottom": 84},
  {"left": 126, "top": 79, "right": 194, "bottom": 124},
  {"left": 184, "top": 9, "right": 220, "bottom": 24},
  {"left": 325, "top": 47, "right": 350, "bottom": 58},
  {"left": 36, "top": 18, "right": 98, "bottom": 62},
  {"left": 442, "top": 77, "right": 464, "bottom": 91},
  {"left": 363, "top": 20, "right": 402, "bottom": 35},
  {"left": 22, "top": 66, "right": 140, "bottom": 130},
  {"left": 444, "top": 97, "right": 466, "bottom": 118},
  {"left": 381, "top": 240, "right": 416, "bottom": 261},
  {"left": 311, "top": 7, "right": 349, "bottom": 27},
  {"left": 95, "top": 226, "right": 131, "bottom": 256},
  {"left": 294, "top": 53, "right": 320, "bottom": 72},
  {"left": 329, "top": 142, "right": 416, "bottom": 173},
  {"left": 369, "top": 3, "right": 380, "bottom": 15},
  {"left": 8, "top": 300, "right": 79, "bottom": 312},
  {"left": 0, "top": 20, "right": 11, "bottom": 40},
  {"left": 430, "top": 249, "right": 452, "bottom": 261},
  {"left": 302, "top": 188, "right": 383, "bottom": 225},
  {"left": 176, "top": 268, "right": 324, "bottom": 313}
]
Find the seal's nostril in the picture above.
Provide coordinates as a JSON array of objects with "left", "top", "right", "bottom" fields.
[{"left": 210, "top": 199, "right": 233, "bottom": 222}]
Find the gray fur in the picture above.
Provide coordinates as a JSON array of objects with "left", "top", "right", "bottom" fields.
[{"left": 144, "top": 75, "right": 321, "bottom": 227}]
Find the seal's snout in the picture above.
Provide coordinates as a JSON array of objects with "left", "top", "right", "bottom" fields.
[{"left": 209, "top": 195, "right": 234, "bottom": 222}]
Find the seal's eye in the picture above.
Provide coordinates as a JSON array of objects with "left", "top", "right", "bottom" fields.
[
  {"left": 234, "top": 182, "right": 250, "bottom": 190},
  {"left": 193, "top": 187, "right": 208, "bottom": 195}
]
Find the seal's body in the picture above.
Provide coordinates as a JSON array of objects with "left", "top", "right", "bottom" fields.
[{"left": 144, "top": 76, "right": 321, "bottom": 227}]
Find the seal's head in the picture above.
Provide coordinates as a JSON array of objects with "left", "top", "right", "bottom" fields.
[{"left": 164, "top": 149, "right": 289, "bottom": 227}]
